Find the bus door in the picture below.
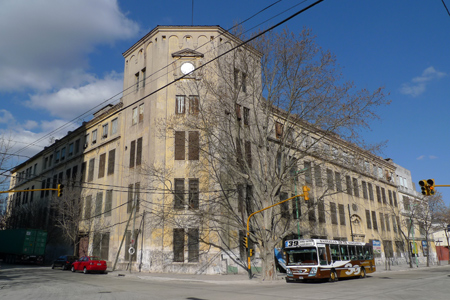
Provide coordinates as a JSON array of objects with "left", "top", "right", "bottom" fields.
[
  {"left": 317, "top": 245, "right": 328, "bottom": 266},
  {"left": 325, "top": 245, "right": 332, "bottom": 264}
]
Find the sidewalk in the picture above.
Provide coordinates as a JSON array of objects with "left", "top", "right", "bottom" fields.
[{"left": 107, "top": 262, "right": 450, "bottom": 284}]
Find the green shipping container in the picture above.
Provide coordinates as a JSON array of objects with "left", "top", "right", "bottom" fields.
[{"left": 0, "top": 229, "right": 47, "bottom": 256}]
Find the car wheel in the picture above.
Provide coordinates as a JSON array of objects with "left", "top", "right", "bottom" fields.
[
  {"left": 360, "top": 267, "right": 366, "bottom": 279},
  {"left": 83, "top": 267, "right": 88, "bottom": 274},
  {"left": 329, "top": 270, "right": 338, "bottom": 282},
  {"left": 71, "top": 266, "right": 75, "bottom": 272},
  {"left": 51, "top": 264, "right": 55, "bottom": 269}
]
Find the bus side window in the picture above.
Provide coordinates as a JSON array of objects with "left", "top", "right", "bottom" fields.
[
  {"left": 349, "top": 246, "right": 356, "bottom": 260},
  {"left": 319, "top": 247, "right": 327, "bottom": 265},
  {"left": 357, "top": 246, "right": 364, "bottom": 260},
  {"left": 330, "top": 244, "right": 340, "bottom": 262},
  {"left": 364, "top": 245, "right": 373, "bottom": 260},
  {"left": 340, "top": 245, "right": 349, "bottom": 260}
]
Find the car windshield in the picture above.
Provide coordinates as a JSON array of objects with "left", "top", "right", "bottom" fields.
[
  {"left": 89, "top": 256, "right": 100, "bottom": 261},
  {"left": 286, "top": 247, "right": 318, "bottom": 266}
]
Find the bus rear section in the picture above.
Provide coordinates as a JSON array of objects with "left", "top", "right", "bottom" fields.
[{"left": 284, "top": 239, "right": 375, "bottom": 282}]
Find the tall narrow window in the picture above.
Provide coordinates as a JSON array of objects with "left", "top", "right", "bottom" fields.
[
  {"left": 98, "top": 153, "right": 106, "bottom": 178},
  {"left": 132, "top": 107, "right": 138, "bottom": 125},
  {"left": 189, "top": 95, "right": 199, "bottom": 115},
  {"left": 88, "top": 158, "right": 95, "bottom": 182},
  {"left": 102, "top": 123, "right": 108, "bottom": 138},
  {"left": 280, "top": 192, "right": 290, "bottom": 219},
  {"left": 107, "top": 149, "right": 115, "bottom": 175},
  {"left": 188, "top": 228, "right": 199, "bottom": 262},
  {"left": 368, "top": 183, "right": 374, "bottom": 201},
  {"left": 393, "top": 192, "right": 398, "bottom": 207},
  {"left": 379, "top": 213, "right": 385, "bottom": 231},
  {"left": 173, "top": 228, "right": 185, "bottom": 262},
  {"left": 339, "top": 204, "right": 346, "bottom": 225},
  {"left": 318, "top": 200, "right": 326, "bottom": 223},
  {"left": 136, "top": 137, "right": 142, "bottom": 165},
  {"left": 327, "top": 169, "right": 334, "bottom": 190},
  {"left": 188, "top": 131, "right": 199, "bottom": 160},
  {"left": 176, "top": 95, "right": 186, "bottom": 114},
  {"left": 372, "top": 211, "right": 378, "bottom": 230},
  {"left": 304, "top": 161, "right": 312, "bottom": 184},
  {"left": 335, "top": 172, "right": 342, "bottom": 192},
  {"left": 388, "top": 190, "right": 393, "bottom": 206},
  {"left": 381, "top": 187, "right": 387, "bottom": 204},
  {"left": 130, "top": 140, "right": 136, "bottom": 167},
  {"left": 68, "top": 143, "right": 74, "bottom": 156},
  {"left": 314, "top": 165, "right": 322, "bottom": 187},
  {"left": 353, "top": 178, "right": 359, "bottom": 197},
  {"left": 174, "top": 179, "right": 185, "bottom": 209},
  {"left": 139, "top": 104, "right": 144, "bottom": 123},
  {"left": 385, "top": 213, "right": 390, "bottom": 231},
  {"left": 242, "top": 72, "right": 247, "bottom": 93},
  {"left": 92, "top": 130, "right": 97, "bottom": 144},
  {"left": 111, "top": 118, "right": 118, "bottom": 135},
  {"left": 85, "top": 196, "right": 92, "bottom": 219},
  {"left": 362, "top": 181, "right": 368, "bottom": 199},
  {"left": 235, "top": 104, "right": 242, "bottom": 122},
  {"left": 245, "top": 140, "right": 252, "bottom": 168},
  {"left": 346, "top": 176, "right": 352, "bottom": 195},
  {"left": 376, "top": 186, "right": 381, "bottom": 203},
  {"left": 135, "top": 72, "right": 139, "bottom": 92},
  {"left": 243, "top": 107, "right": 250, "bottom": 126},
  {"left": 127, "top": 184, "right": 133, "bottom": 213},
  {"left": 234, "top": 68, "right": 239, "bottom": 90},
  {"left": 105, "top": 190, "right": 112, "bottom": 217},
  {"left": 365, "top": 210, "right": 372, "bottom": 229},
  {"left": 308, "top": 199, "right": 316, "bottom": 222},
  {"left": 75, "top": 139, "right": 80, "bottom": 153},
  {"left": 330, "top": 202, "right": 338, "bottom": 225},
  {"left": 141, "top": 68, "right": 146, "bottom": 88},
  {"left": 188, "top": 178, "right": 199, "bottom": 209},
  {"left": 175, "top": 131, "right": 185, "bottom": 160},
  {"left": 95, "top": 192, "right": 103, "bottom": 216},
  {"left": 275, "top": 122, "right": 283, "bottom": 139}
]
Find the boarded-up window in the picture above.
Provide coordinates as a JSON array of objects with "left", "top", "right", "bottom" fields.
[
  {"left": 393, "top": 192, "right": 398, "bottom": 207},
  {"left": 189, "top": 95, "right": 199, "bottom": 115},
  {"left": 366, "top": 210, "right": 372, "bottom": 229},
  {"left": 98, "top": 153, "right": 106, "bottom": 178},
  {"left": 381, "top": 187, "right": 386, "bottom": 204},
  {"left": 346, "top": 176, "right": 352, "bottom": 195},
  {"left": 388, "top": 190, "right": 393, "bottom": 206},
  {"left": 275, "top": 122, "right": 283, "bottom": 139},
  {"left": 368, "top": 183, "right": 374, "bottom": 201},
  {"left": 188, "top": 228, "right": 199, "bottom": 262},
  {"left": 245, "top": 140, "right": 252, "bottom": 168},
  {"left": 130, "top": 140, "right": 136, "bottom": 168},
  {"left": 304, "top": 161, "right": 312, "bottom": 184},
  {"left": 175, "top": 131, "right": 185, "bottom": 160},
  {"left": 353, "top": 178, "right": 359, "bottom": 197},
  {"left": 188, "top": 131, "right": 199, "bottom": 160},
  {"left": 136, "top": 137, "right": 142, "bottom": 166},
  {"left": 127, "top": 184, "right": 133, "bottom": 213},
  {"left": 105, "top": 190, "right": 112, "bottom": 217},
  {"left": 314, "top": 165, "right": 322, "bottom": 187},
  {"left": 327, "top": 169, "right": 334, "bottom": 190},
  {"left": 188, "top": 179, "right": 199, "bottom": 209},
  {"left": 330, "top": 202, "right": 338, "bottom": 224},
  {"left": 385, "top": 213, "right": 390, "bottom": 231},
  {"left": 173, "top": 228, "right": 185, "bottom": 262},
  {"left": 280, "top": 192, "right": 289, "bottom": 219},
  {"left": 335, "top": 172, "right": 342, "bottom": 192},
  {"left": 362, "top": 181, "right": 368, "bottom": 199},
  {"left": 95, "top": 192, "right": 103, "bottom": 216},
  {"left": 174, "top": 179, "right": 184, "bottom": 209},
  {"left": 101, "top": 233, "right": 110, "bottom": 261},
  {"left": 107, "top": 149, "right": 115, "bottom": 175},
  {"left": 379, "top": 213, "right": 385, "bottom": 231},
  {"left": 308, "top": 199, "right": 316, "bottom": 222},
  {"left": 339, "top": 204, "right": 346, "bottom": 225},
  {"left": 376, "top": 186, "right": 381, "bottom": 203},
  {"left": 88, "top": 158, "right": 95, "bottom": 182},
  {"left": 243, "top": 107, "right": 250, "bottom": 126},
  {"left": 318, "top": 200, "right": 326, "bottom": 223},
  {"left": 372, "top": 211, "right": 378, "bottom": 230},
  {"left": 84, "top": 195, "right": 92, "bottom": 219}
]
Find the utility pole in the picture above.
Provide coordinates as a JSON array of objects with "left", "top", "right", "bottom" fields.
[{"left": 129, "top": 191, "right": 138, "bottom": 273}]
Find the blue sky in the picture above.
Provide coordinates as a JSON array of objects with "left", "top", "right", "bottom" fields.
[{"left": 1, "top": 0, "right": 450, "bottom": 203}]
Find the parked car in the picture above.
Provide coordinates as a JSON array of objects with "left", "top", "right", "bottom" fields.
[
  {"left": 71, "top": 256, "right": 107, "bottom": 274},
  {"left": 51, "top": 255, "right": 79, "bottom": 270}
]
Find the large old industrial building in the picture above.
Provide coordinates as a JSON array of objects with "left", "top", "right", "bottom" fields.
[{"left": 6, "top": 26, "right": 436, "bottom": 274}]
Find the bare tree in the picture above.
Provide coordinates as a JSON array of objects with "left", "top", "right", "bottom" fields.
[{"left": 147, "top": 27, "right": 389, "bottom": 280}]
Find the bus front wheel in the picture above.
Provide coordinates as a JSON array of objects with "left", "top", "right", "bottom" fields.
[
  {"left": 329, "top": 270, "right": 338, "bottom": 282},
  {"left": 360, "top": 267, "right": 366, "bottom": 279}
]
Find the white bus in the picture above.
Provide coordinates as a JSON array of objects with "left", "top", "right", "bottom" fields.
[{"left": 284, "top": 239, "right": 375, "bottom": 282}]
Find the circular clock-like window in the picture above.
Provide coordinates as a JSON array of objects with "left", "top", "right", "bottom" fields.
[{"left": 181, "top": 62, "right": 195, "bottom": 75}]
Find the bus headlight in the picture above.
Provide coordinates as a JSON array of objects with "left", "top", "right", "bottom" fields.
[
  {"left": 308, "top": 267, "right": 317, "bottom": 276},
  {"left": 286, "top": 268, "right": 293, "bottom": 275}
]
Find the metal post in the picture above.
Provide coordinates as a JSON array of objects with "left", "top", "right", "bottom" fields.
[
  {"left": 348, "top": 204, "right": 354, "bottom": 241},
  {"left": 129, "top": 192, "right": 138, "bottom": 273}
]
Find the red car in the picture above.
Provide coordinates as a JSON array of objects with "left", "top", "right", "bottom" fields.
[{"left": 71, "top": 256, "right": 107, "bottom": 274}]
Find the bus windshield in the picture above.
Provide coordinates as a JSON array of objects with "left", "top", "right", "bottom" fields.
[{"left": 286, "top": 247, "right": 318, "bottom": 266}]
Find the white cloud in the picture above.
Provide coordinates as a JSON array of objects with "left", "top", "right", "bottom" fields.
[
  {"left": 429, "top": 155, "right": 438, "bottom": 159},
  {"left": 400, "top": 66, "right": 446, "bottom": 97},
  {"left": 26, "top": 72, "right": 123, "bottom": 120},
  {"left": 416, "top": 155, "right": 425, "bottom": 160},
  {"left": 0, "top": 0, "right": 139, "bottom": 92},
  {"left": 0, "top": 110, "right": 15, "bottom": 124}
]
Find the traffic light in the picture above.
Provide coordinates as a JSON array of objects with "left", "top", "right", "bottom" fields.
[
  {"left": 427, "top": 179, "right": 435, "bottom": 195},
  {"left": 418, "top": 180, "right": 428, "bottom": 195},
  {"left": 302, "top": 185, "right": 310, "bottom": 201},
  {"left": 243, "top": 236, "right": 248, "bottom": 248},
  {"left": 249, "top": 249, "right": 253, "bottom": 257},
  {"left": 57, "top": 184, "right": 64, "bottom": 197}
]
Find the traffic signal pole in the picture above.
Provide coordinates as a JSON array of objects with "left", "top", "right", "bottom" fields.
[{"left": 245, "top": 188, "right": 310, "bottom": 279}]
